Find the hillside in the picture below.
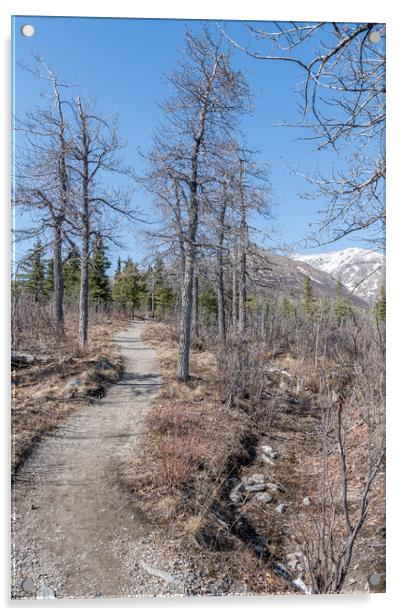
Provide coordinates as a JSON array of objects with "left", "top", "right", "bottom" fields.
[
  {"left": 292, "top": 247, "right": 385, "bottom": 303},
  {"left": 247, "top": 248, "right": 366, "bottom": 306}
]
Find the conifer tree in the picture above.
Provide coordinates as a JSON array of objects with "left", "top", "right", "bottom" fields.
[
  {"left": 199, "top": 281, "right": 218, "bottom": 317},
  {"left": 43, "top": 258, "right": 54, "bottom": 297},
  {"left": 334, "top": 280, "right": 353, "bottom": 324},
  {"left": 112, "top": 258, "right": 143, "bottom": 317},
  {"left": 281, "top": 297, "right": 295, "bottom": 319},
  {"left": 302, "top": 275, "right": 314, "bottom": 316},
  {"left": 16, "top": 241, "right": 46, "bottom": 301},
  {"left": 63, "top": 247, "right": 81, "bottom": 300},
  {"left": 89, "top": 234, "right": 111, "bottom": 306},
  {"left": 147, "top": 257, "right": 175, "bottom": 315}
]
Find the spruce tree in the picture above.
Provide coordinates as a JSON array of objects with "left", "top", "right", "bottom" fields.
[
  {"left": 334, "top": 280, "right": 353, "bottom": 324},
  {"left": 199, "top": 281, "right": 218, "bottom": 317},
  {"left": 151, "top": 257, "right": 175, "bottom": 316},
  {"left": 16, "top": 240, "right": 46, "bottom": 301},
  {"left": 63, "top": 247, "right": 81, "bottom": 300},
  {"left": 89, "top": 234, "right": 111, "bottom": 306},
  {"left": 302, "top": 275, "right": 314, "bottom": 316},
  {"left": 112, "top": 258, "right": 144, "bottom": 317},
  {"left": 281, "top": 297, "right": 295, "bottom": 319},
  {"left": 43, "top": 258, "right": 54, "bottom": 297}
]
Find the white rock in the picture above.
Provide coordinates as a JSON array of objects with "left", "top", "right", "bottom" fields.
[
  {"left": 275, "top": 503, "right": 289, "bottom": 514},
  {"left": 262, "top": 453, "right": 275, "bottom": 466},
  {"left": 254, "top": 492, "right": 273, "bottom": 504},
  {"left": 302, "top": 496, "right": 311, "bottom": 506},
  {"left": 261, "top": 445, "right": 278, "bottom": 460},
  {"left": 243, "top": 473, "right": 265, "bottom": 485}
]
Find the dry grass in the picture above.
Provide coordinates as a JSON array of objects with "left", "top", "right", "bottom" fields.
[
  {"left": 124, "top": 320, "right": 385, "bottom": 594},
  {"left": 11, "top": 311, "right": 129, "bottom": 475},
  {"left": 124, "top": 321, "right": 298, "bottom": 594}
]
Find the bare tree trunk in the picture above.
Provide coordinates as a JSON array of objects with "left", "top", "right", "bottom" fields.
[
  {"left": 53, "top": 221, "right": 64, "bottom": 336},
  {"left": 151, "top": 289, "right": 155, "bottom": 318},
  {"left": 78, "top": 224, "right": 89, "bottom": 349},
  {"left": 192, "top": 268, "right": 199, "bottom": 339},
  {"left": 238, "top": 159, "right": 247, "bottom": 335},
  {"left": 177, "top": 97, "right": 209, "bottom": 380},
  {"left": 177, "top": 250, "right": 194, "bottom": 381},
  {"left": 77, "top": 96, "right": 90, "bottom": 349},
  {"left": 217, "top": 203, "right": 227, "bottom": 349},
  {"left": 232, "top": 242, "right": 238, "bottom": 329}
]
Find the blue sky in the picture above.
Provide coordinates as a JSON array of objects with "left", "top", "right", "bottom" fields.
[{"left": 12, "top": 16, "right": 377, "bottom": 270}]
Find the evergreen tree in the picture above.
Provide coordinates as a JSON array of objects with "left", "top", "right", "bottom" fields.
[
  {"left": 302, "top": 275, "right": 314, "bottom": 316},
  {"left": 199, "top": 281, "right": 218, "bottom": 317},
  {"left": 151, "top": 257, "right": 175, "bottom": 316},
  {"left": 63, "top": 247, "right": 81, "bottom": 300},
  {"left": 334, "top": 280, "right": 354, "bottom": 324},
  {"left": 281, "top": 297, "right": 296, "bottom": 319},
  {"left": 89, "top": 234, "right": 111, "bottom": 306},
  {"left": 16, "top": 241, "right": 46, "bottom": 301},
  {"left": 43, "top": 258, "right": 54, "bottom": 297},
  {"left": 112, "top": 258, "right": 144, "bottom": 317},
  {"left": 376, "top": 285, "right": 386, "bottom": 321}
]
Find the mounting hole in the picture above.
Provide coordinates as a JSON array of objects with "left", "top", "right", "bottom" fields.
[
  {"left": 368, "top": 573, "right": 381, "bottom": 586},
  {"left": 368, "top": 31, "right": 380, "bottom": 44},
  {"left": 21, "top": 24, "right": 35, "bottom": 37}
]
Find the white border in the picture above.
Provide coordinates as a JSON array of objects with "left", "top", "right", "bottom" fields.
[{"left": 1, "top": 1, "right": 401, "bottom": 614}]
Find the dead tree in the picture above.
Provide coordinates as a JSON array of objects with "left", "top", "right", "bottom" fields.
[
  {"left": 69, "top": 97, "right": 133, "bottom": 348},
  {"left": 237, "top": 158, "right": 247, "bottom": 335},
  {"left": 216, "top": 194, "right": 228, "bottom": 349},
  {"left": 143, "top": 30, "right": 251, "bottom": 381},
  {"left": 223, "top": 22, "right": 385, "bottom": 249},
  {"left": 13, "top": 57, "right": 72, "bottom": 335}
]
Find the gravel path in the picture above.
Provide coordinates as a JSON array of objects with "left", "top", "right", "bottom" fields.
[{"left": 11, "top": 320, "right": 185, "bottom": 599}]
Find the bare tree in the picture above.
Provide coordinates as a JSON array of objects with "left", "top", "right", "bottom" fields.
[
  {"left": 143, "top": 29, "right": 251, "bottom": 381},
  {"left": 223, "top": 22, "right": 385, "bottom": 248},
  {"left": 69, "top": 96, "right": 133, "bottom": 348},
  {"left": 13, "top": 57, "right": 73, "bottom": 335}
]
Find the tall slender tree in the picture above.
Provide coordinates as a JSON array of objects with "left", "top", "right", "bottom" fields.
[
  {"left": 144, "top": 30, "right": 251, "bottom": 380},
  {"left": 70, "top": 96, "right": 132, "bottom": 348},
  {"left": 13, "top": 57, "right": 72, "bottom": 335}
]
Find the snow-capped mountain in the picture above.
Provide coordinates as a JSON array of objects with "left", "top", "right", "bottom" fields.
[{"left": 292, "top": 247, "right": 385, "bottom": 303}]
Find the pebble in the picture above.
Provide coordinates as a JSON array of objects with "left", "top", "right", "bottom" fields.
[
  {"left": 254, "top": 492, "right": 272, "bottom": 504},
  {"left": 275, "top": 503, "right": 289, "bottom": 514}
]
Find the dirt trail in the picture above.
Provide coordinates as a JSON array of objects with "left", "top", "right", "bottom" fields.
[{"left": 11, "top": 320, "right": 180, "bottom": 599}]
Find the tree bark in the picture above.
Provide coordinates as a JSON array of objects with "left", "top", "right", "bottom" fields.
[
  {"left": 238, "top": 159, "right": 247, "bottom": 335},
  {"left": 78, "top": 223, "right": 89, "bottom": 348},
  {"left": 52, "top": 72, "right": 69, "bottom": 336},
  {"left": 77, "top": 97, "right": 90, "bottom": 349},
  {"left": 177, "top": 251, "right": 194, "bottom": 381},
  {"left": 217, "top": 203, "right": 227, "bottom": 349},
  {"left": 192, "top": 269, "right": 199, "bottom": 339},
  {"left": 53, "top": 220, "right": 64, "bottom": 336},
  {"left": 232, "top": 242, "right": 238, "bottom": 330}
]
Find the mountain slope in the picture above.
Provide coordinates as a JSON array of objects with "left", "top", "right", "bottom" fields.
[
  {"left": 292, "top": 247, "right": 385, "bottom": 303},
  {"left": 247, "top": 249, "right": 366, "bottom": 306}
]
